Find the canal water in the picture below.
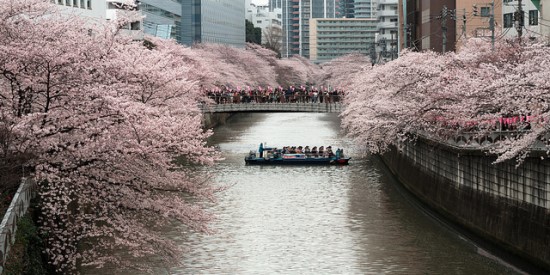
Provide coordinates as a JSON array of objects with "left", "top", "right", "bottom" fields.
[{"left": 163, "top": 113, "right": 520, "bottom": 274}]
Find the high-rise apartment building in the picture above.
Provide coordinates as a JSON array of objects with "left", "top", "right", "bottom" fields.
[
  {"left": 282, "top": 0, "right": 337, "bottom": 58},
  {"left": 269, "top": 0, "right": 283, "bottom": 11},
  {"left": 181, "top": 0, "right": 245, "bottom": 48},
  {"left": 139, "top": 0, "right": 182, "bottom": 42},
  {"left": 310, "top": 18, "right": 377, "bottom": 62},
  {"left": 376, "top": 0, "right": 398, "bottom": 60},
  {"left": 353, "top": 0, "right": 378, "bottom": 18},
  {"left": 339, "top": 0, "right": 377, "bottom": 18}
]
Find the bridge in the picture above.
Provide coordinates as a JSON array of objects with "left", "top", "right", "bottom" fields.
[{"left": 199, "top": 102, "right": 343, "bottom": 113}]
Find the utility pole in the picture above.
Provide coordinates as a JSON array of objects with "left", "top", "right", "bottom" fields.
[
  {"left": 490, "top": 0, "right": 495, "bottom": 50},
  {"left": 437, "top": 5, "right": 449, "bottom": 53},
  {"left": 517, "top": 0, "right": 523, "bottom": 40},
  {"left": 369, "top": 42, "right": 376, "bottom": 66},
  {"left": 462, "top": 8, "right": 467, "bottom": 39}
]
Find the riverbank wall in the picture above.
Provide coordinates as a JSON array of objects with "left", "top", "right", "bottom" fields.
[
  {"left": 380, "top": 136, "right": 550, "bottom": 270},
  {"left": 202, "top": 112, "right": 234, "bottom": 129}
]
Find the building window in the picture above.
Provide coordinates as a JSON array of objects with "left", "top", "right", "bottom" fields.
[
  {"left": 65, "top": 0, "right": 70, "bottom": 6},
  {"left": 73, "top": 0, "right": 78, "bottom": 7},
  {"left": 130, "top": 22, "right": 141, "bottom": 30},
  {"left": 480, "top": 7, "right": 490, "bottom": 17},
  {"left": 529, "top": 10, "right": 538, "bottom": 25},
  {"left": 504, "top": 13, "right": 513, "bottom": 28},
  {"left": 80, "top": 0, "right": 84, "bottom": 8},
  {"left": 87, "top": 0, "right": 91, "bottom": 9}
]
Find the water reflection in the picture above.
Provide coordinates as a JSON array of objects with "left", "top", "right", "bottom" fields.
[{"left": 166, "top": 113, "right": 517, "bottom": 275}]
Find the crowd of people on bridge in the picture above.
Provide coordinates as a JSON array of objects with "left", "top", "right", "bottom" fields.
[{"left": 203, "top": 85, "right": 345, "bottom": 104}]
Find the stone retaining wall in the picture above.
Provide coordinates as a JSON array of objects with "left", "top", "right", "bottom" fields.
[{"left": 381, "top": 137, "right": 550, "bottom": 270}]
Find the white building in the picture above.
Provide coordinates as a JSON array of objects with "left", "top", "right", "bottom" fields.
[
  {"left": 376, "top": 0, "right": 398, "bottom": 61},
  {"left": 51, "top": 0, "right": 143, "bottom": 39},
  {"left": 502, "top": 0, "right": 541, "bottom": 40},
  {"left": 246, "top": 2, "right": 283, "bottom": 46},
  {"left": 538, "top": 0, "right": 549, "bottom": 40}
]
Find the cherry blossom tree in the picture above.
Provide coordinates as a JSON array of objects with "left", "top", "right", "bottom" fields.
[
  {"left": 339, "top": 38, "right": 549, "bottom": 163},
  {"left": 315, "top": 53, "right": 372, "bottom": 90},
  {"left": 180, "top": 42, "right": 321, "bottom": 90},
  {"left": 0, "top": 0, "right": 220, "bottom": 272}
]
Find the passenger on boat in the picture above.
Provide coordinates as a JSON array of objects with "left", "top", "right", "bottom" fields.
[
  {"left": 318, "top": 146, "right": 324, "bottom": 157},
  {"left": 296, "top": 146, "right": 303, "bottom": 153},
  {"left": 311, "top": 146, "right": 318, "bottom": 157},
  {"left": 327, "top": 146, "right": 334, "bottom": 157},
  {"left": 259, "top": 143, "right": 264, "bottom": 158},
  {"left": 304, "top": 146, "right": 311, "bottom": 155}
]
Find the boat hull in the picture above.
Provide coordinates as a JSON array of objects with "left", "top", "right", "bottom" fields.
[{"left": 245, "top": 157, "right": 350, "bottom": 165}]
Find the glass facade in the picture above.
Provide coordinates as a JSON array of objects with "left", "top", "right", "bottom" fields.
[
  {"left": 182, "top": 0, "right": 245, "bottom": 48},
  {"left": 140, "top": 1, "right": 181, "bottom": 42}
]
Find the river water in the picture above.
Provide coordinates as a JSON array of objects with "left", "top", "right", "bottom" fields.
[{"left": 160, "top": 112, "right": 520, "bottom": 275}]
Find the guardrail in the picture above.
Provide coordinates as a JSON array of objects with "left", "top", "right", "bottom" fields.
[
  {"left": 199, "top": 102, "right": 343, "bottom": 113},
  {"left": 0, "top": 178, "right": 37, "bottom": 274}
]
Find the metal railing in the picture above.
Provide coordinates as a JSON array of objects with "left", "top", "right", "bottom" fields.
[
  {"left": 200, "top": 95, "right": 344, "bottom": 113},
  {"left": 0, "top": 178, "right": 37, "bottom": 274}
]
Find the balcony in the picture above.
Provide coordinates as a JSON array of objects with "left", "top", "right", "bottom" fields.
[
  {"left": 377, "top": 10, "right": 397, "bottom": 17},
  {"left": 377, "top": 21, "right": 398, "bottom": 30},
  {"left": 378, "top": 0, "right": 398, "bottom": 6}
]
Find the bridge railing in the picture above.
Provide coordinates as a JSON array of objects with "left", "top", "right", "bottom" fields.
[
  {"left": 204, "top": 94, "right": 343, "bottom": 105},
  {"left": 199, "top": 95, "right": 344, "bottom": 113}
]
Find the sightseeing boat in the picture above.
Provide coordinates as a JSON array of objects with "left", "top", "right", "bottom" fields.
[{"left": 244, "top": 144, "right": 351, "bottom": 165}]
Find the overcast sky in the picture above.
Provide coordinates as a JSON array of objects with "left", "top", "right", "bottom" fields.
[{"left": 252, "top": 0, "right": 268, "bottom": 5}]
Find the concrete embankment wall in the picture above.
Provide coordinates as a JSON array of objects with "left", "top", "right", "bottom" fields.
[
  {"left": 380, "top": 138, "right": 550, "bottom": 270},
  {"left": 202, "top": 112, "right": 234, "bottom": 129}
]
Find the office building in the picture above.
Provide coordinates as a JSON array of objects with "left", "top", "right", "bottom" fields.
[
  {"left": 182, "top": 0, "right": 245, "bottom": 48},
  {"left": 139, "top": 0, "right": 182, "bottom": 42}
]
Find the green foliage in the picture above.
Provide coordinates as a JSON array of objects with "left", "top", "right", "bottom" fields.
[
  {"left": 3, "top": 209, "right": 52, "bottom": 275},
  {"left": 245, "top": 20, "right": 262, "bottom": 45}
]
